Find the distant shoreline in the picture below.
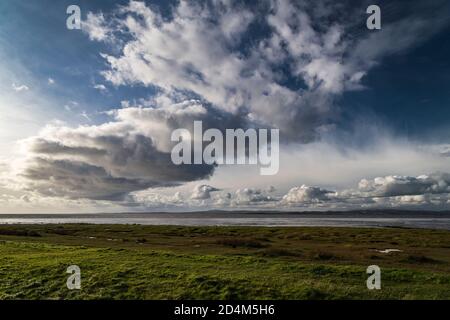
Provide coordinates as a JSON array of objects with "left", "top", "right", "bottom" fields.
[
  {"left": 1, "top": 209, "right": 450, "bottom": 218},
  {"left": 0, "top": 211, "right": 449, "bottom": 230}
]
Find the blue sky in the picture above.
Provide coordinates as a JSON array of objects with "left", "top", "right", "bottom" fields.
[
  {"left": 346, "top": 28, "right": 450, "bottom": 139},
  {"left": 0, "top": 0, "right": 155, "bottom": 124},
  {"left": 1, "top": 0, "right": 450, "bottom": 212}
]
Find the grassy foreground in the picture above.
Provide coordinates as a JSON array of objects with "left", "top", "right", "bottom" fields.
[{"left": 0, "top": 224, "right": 449, "bottom": 299}]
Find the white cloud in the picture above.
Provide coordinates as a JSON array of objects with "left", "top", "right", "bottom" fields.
[
  {"left": 64, "top": 101, "right": 79, "bottom": 112},
  {"left": 12, "top": 83, "right": 29, "bottom": 92},
  {"left": 282, "top": 185, "right": 335, "bottom": 204},
  {"left": 82, "top": 12, "right": 113, "bottom": 41},
  {"left": 130, "top": 190, "right": 185, "bottom": 209},
  {"left": 191, "top": 184, "right": 219, "bottom": 200},
  {"left": 355, "top": 173, "right": 450, "bottom": 198},
  {"left": 233, "top": 187, "right": 278, "bottom": 205},
  {"left": 95, "top": 0, "right": 345, "bottom": 141},
  {"left": 93, "top": 84, "right": 107, "bottom": 92},
  {"left": 279, "top": 173, "right": 450, "bottom": 209},
  {"left": 80, "top": 111, "right": 91, "bottom": 122}
]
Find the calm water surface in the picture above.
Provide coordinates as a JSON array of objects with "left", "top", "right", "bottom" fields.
[{"left": 0, "top": 212, "right": 449, "bottom": 229}]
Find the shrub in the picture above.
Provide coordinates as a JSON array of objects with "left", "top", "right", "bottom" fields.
[{"left": 216, "top": 238, "right": 267, "bottom": 248}]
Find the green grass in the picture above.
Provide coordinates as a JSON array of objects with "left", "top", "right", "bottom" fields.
[{"left": 0, "top": 224, "right": 449, "bottom": 299}]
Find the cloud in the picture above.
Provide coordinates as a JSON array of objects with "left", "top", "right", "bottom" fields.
[
  {"left": 80, "top": 111, "right": 91, "bottom": 122},
  {"left": 109, "top": 95, "right": 250, "bottom": 152},
  {"left": 64, "top": 101, "right": 79, "bottom": 112},
  {"left": 356, "top": 173, "right": 450, "bottom": 198},
  {"left": 351, "top": 2, "right": 450, "bottom": 67},
  {"left": 282, "top": 185, "right": 335, "bottom": 204},
  {"left": 191, "top": 184, "right": 220, "bottom": 200},
  {"left": 88, "top": 0, "right": 448, "bottom": 143},
  {"left": 21, "top": 157, "right": 156, "bottom": 200},
  {"left": 12, "top": 83, "right": 29, "bottom": 92},
  {"left": 430, "top": 144, "right": 450, "bottom": 157},
  {"left": 82, "top": 12, "right": 113, "bottom": 41},
  {"left": 48, "top": 78, "right": 55, "bottom": 85},
  {"left": 17, "top": 100, "right": 221, "bottom": 201},
  {"left": 93, "top": 0, "right": 343, "bottom": 141},
  {"left": 280, "top": 173, "right": 450, "bottom": 209},
  {"left": 93, "top": 84, "right": 107, "bottom": 92},
  {"left": 233, "top": 187, "right": 278, "bottom": 205},
  {"left": 131, "top": 190, "right": 184, "bottom": 209}
]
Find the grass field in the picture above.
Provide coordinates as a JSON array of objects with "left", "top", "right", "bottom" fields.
[{"left": 0, "top": 224, "right": 449, "bottom": 299}]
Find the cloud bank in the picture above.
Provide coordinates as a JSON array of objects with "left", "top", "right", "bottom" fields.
[{"left": 19, "top": 99, "right": 221, "bottom": 201}]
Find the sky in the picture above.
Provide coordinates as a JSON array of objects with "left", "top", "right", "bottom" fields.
[{"left": 0, "top": 0, "right": 450, "bottom": 213}]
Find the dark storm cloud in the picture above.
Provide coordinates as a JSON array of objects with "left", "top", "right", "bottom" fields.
[
  {"left": 21, "top": 158, "right": 154, "bottom": 201},
  {"left": 20, "top": 100, "right": 223, "bottom": 201},
  {"left": 30, "top": 138, "right": 107, "bottom": 157}
]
